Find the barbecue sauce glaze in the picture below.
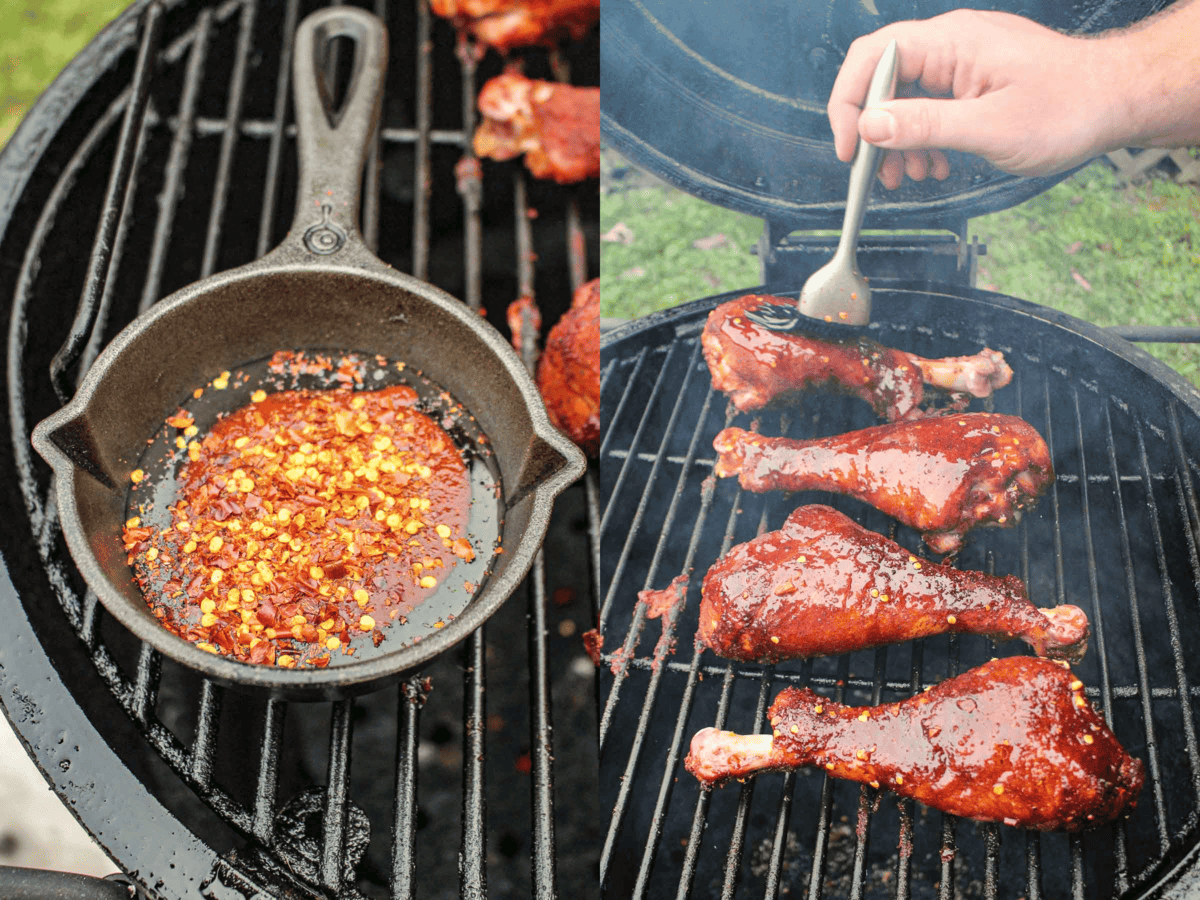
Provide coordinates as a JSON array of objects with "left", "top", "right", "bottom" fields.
[
  {"left": 700, "top": 504, "right": 1089, "bottom": 663},
  {"left": 713, "top": 412, "right": 1054, "bottom": 555},
  {"left": 686, "top": 656, "right": 1145, "bottom": 832}
]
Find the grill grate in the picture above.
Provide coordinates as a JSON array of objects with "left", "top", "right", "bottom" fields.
[
  {"left": 0, "top": 0, "right": 599, "bottom": 897},
  {"left": 599, "top": 287, "right": 1200, "bottom": 899}
]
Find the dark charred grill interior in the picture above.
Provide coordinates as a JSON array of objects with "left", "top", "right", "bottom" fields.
[
  {"left": 599, "top": 285, "right": 1200, "bottom": 899},
  {"left": 0, "top": 0, "right": 599, "bottom": 897}
]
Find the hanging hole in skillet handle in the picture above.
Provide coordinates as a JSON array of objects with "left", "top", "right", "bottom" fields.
[{"left": 275, "top": 6, "right": 387, "bottom": 265}]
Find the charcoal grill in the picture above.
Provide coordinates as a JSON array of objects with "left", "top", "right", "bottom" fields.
[
  {"left": 598, "top": 1, "right": 1200, "bottom": 897},
  {"left": 0, "top": 0, "right": 599, "bottom": 897}
]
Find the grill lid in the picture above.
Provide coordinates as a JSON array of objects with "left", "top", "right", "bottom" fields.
[{"left": 601, "top": 0, "right": 1170, "bottom": 231}]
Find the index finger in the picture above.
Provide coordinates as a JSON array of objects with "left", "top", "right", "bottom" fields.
[{"left": 828, "top": 28, "right": 904, "bottom": 161}]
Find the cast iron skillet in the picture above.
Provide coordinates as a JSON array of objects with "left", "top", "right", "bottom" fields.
[{"left": 30, "top": 7, "right": 585, "bottom": 701}]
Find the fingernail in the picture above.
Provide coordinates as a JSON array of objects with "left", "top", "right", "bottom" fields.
[{"left": 860, "top": 107, "right": 896, "bottom": 144}]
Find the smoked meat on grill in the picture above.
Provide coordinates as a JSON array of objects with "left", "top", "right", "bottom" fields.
[
  {"left": 713, "top": 412, "right": 1054, "bottom": 555},
  {"left": 536, "top": 278, "right": 600, "bottom": 456},
  {"left": 474, "top": 73, "right": 600, "bottom": 184},
  {"left": 700, "top": 504, "right": 1089, "bottom": 663},
  {"left": 430, "top": 0, "right": 598, "bottom": 53},
  {"left": 685, "top": 656, "right": 1144, "bottom": 832},
  {"left": 702, "top": 294, "right": 1012, "bottom": 418}
]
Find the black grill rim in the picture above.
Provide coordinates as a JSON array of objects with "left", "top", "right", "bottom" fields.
[
  {"left": 598, "top": 282, "right": 1200, "bottom": 899},
  {"left": 0, "top": 0, "right": 599, "bottom": 896}
]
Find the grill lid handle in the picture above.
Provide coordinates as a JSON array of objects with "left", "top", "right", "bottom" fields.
[{"left": 286, "top": 7, "right": 387, "bottom": 262}]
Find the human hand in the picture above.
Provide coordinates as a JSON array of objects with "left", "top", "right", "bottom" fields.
[{"left": 827, "top": 10, "right": 1117, "bottom": 189}]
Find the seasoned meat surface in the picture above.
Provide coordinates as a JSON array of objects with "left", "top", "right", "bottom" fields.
[
  {"left": 700, "top": 504, "right": 1088, "bottom": 663},
  {"left": 537, "top": 278, "right": 600, "bottom": 456},
  {"left": 430, "top": 0, "right": 598, "bottom": 53},
  {"left": 701, "top": 294, "right": 1012, "bottom": 418},
  {"left": 474, "top": 74, "right": 600, "bottom": 184},
  {"left": 685, "top": 656, "right": 1144, "bottom": 832},
  {"left": 713, "top": 413, "right": 1054, "bottom": 554}
]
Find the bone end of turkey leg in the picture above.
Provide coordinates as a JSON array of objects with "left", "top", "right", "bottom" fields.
[
  {"left": 1032, "top": 604, "right": 1091, "bottom": 663},
  {"left": 684, "top": 728, "right": 781, "bottom": 786},
  {"left": 907, "top": 348, "right": 1014, "bottom": 398}
]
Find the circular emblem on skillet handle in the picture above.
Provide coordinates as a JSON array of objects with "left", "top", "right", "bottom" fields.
[{"left": 303, "top": 203, "right": 347, "bottom": 255}]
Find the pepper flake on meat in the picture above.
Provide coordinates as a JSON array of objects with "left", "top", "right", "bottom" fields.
[{"left": 123, "top": 384, "right": 477, "bottom": 668}]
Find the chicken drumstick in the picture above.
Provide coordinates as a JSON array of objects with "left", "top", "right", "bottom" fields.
[
  {"left": 431, "top": 0, "right": 599, "bottom": 54},
  {"left": 474, "top": 74, "right": 600, "bottom": 184},
  {"left": 702, "top": 295, "right": 1012, "bottom": 419},
  {"left": 700, "top": 504, "right": 1088, "bottom": 663},
  {"left": 713, "top": 413, "right": 1054, "bottom": 555},
  {"left": 685, "top": 656, "right": 1144, "bottom": 831}
]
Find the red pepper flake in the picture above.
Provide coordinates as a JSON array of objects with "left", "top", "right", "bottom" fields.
[{"left": 124, "top": 382, "right": 475, "bottom": 669}]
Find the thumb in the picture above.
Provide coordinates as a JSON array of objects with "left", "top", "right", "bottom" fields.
[{"left": 858, "top": 97, "right": 989, "bottom": 157}]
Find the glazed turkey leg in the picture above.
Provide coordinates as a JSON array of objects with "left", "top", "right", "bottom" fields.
[
  {"left": 712, "top": 412, "right": 1053, "bottom": 554},
  {"left": 700, "top": 504, "right": 1088, "bottom": 663},
  {"left": 702, "top": 294, "right": 1012, "bottom": 418},
  {"left": 685, "top": 656, "right": 1144, "bottom": 831}
]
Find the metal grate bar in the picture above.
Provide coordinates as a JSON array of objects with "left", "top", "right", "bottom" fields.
[
  {"left": 1104, "top": 407, "right": 1170, "bottom": 856},
  {"left": 676, "top": 667, "right": 736, "bottom": 900},
  {"left": 847, "top": 648, "right": 889, "bottom": 900},
  {"left": 80, "top": 590, "right": 101, "bottom": 650},
  {"left": 598, "top": 341, "right": 678, "bottom": 543},
  {"left": 587, "top": 468, "right": 602, "bottom": 616},
  {"left": 762, "top": 763, "right": 799, "bottom": 900},
  {"left": 199, "top": 0, "right": 257, "bottom": 279},
  {"left": 1014, "top": 372, "right": 1044, "bottom": 900},
  {"left": 190, "top": 679, "right": 222, "bottom": 790},
  {"left": 806, "top": 657, "right": 852, "bottom": 900},
  {"left": 982, "top": 825, "right": 1000, "bottom": 899},
  {"left": 599, "top": 570, "right": 695, "bottom": 878},
  {"left": 1137, "top": 421, "right": 1200, "bottom": 797},
  {"left": 599, "top": 343, "right": 705, "bottom": 742},
  {"left": 361, "top": 0, "right": 388, "bottom": 253},
  {"left": 461, "top": 628, "right": 487, "bottom": 897},
  {"left": 457, "top": 48, "right": 482, "bottom": 311},
  {"left": 141, "top": 8, "right": 213, "bottom": 311},
  {"left": 629, "top": 640, "right": 706, "bottom": 899},
  {"left": 935, "top": 632, "right": 963, "bottom": 900},
  {"left": 391, "top": 677, "right": 427, "bottom": 900},
  {"left": 515, "top": 176, "right": 535, "bottom": 297},
  {"left": 321, "top": 697, "right": 355, "bottom": 892},
  {"left": 255, "top": 0, "right": 299, "bottom": 259},
  {"left": 566, "top": 200, "right": 587, "bottom": 292},
  {"left": 130, "top": 643, "right": 161, "bottom": 726},
  {"left": 1070, "top": 834, "right": 1086, "bottom": 900},
  {"left": 48, "top": 0, "right": 164, "bottom": 403},
  {"left": 721, "top": 674, "right": 773, "bottom": 899},
  {"left": 1070, "top": 391, "right": 1123, "bottom": 892},
  {"left": 185, "top": 115, "right": 467, "bottom": 144},
  {"left": 80, "top": 101, "right": 150, "bottom": 375},
  {"left": 411, "top": 0, "right": 433, "bottom": 280},
  {"left": 622, "top": 387, "right": 725, "bottom": 893},
  {"left": 511, "top": 161, "right": 559, "bottom": 900},
  {"left": 252, "top": 699, "right": 286, "bottom": 843},
  {"left": 528, "top": 553, "right": 558, "bottom": 897},
  {"left": 598, "top": 346, "right": 645, "bottom": 463},
  {"left": 1024, "top": 831, "right": 1043, "bottom": 900},
  {"left": 887, "top": 613, "right": 930, "bottom": 900}
]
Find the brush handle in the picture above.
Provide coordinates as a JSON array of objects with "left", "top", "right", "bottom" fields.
[{"left": 834, "top": 39, "right": 898, "bottom": 266}]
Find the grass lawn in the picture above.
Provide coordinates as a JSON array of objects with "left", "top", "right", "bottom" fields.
[
  {"left": 601, "top": 152, "right": 1200, "bottom": 385},
  {"left": 1, "top": 0, "right": 132, "bottom": 148}
]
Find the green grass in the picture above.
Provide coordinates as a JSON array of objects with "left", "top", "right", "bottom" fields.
[
  {"left": 600, "top": 179, "right": 762, "bottom": 320},
  {"left": 1, "top": 0, "right": 132, "bottom": 148},
  {"left": 601, "top": 154, "right": 1200, "bottom": 385},
  {"left": 973, "top": 165, "right": 1200, "bottom": 384}
]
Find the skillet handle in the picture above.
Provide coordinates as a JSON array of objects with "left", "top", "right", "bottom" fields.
[{"left": 286, "top": 7, "right": 387, "bottom": 259}]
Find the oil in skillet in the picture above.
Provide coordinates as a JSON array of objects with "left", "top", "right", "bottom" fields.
[{"left": 124, "top": 350, "right": 503, "bottom": 668}]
